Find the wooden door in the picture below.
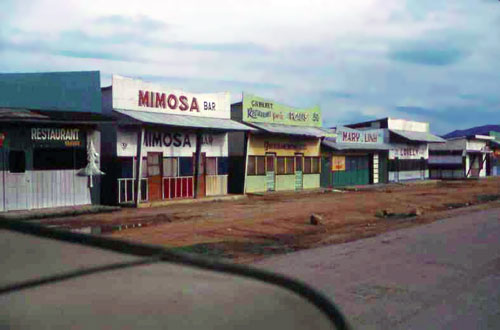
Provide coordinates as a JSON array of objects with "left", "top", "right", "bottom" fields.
[
  {"left": 147, "top": 152, "right": 162, "bottom": 201},
  {"left": 265, "top": 153, "right": 275, "bottom": 191},
  {"left": 195, "top": 152, "right": 206, "bottom": 198},
  {"left": 294, "top": 154, "right": 303, "bottom": 190}
]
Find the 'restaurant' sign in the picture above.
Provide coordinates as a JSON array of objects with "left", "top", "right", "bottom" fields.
[
  {"left": 31, "top": 127, "right": 83, "bottom": 147},
  {"left": 242, "top": 93, "right": 322, "bottom": 127},
  {"left": 111, "top": 75, "right": 230, "bottom": 119}
]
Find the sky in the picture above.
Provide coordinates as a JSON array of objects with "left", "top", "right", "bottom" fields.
[{"left": 0, "top": 0, "right": 499, "bottom": 134}]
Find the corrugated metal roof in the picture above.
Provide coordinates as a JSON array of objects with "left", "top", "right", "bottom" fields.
[
  {"left": 0, "top": 108, "right": 49, "bottom": 119},
  {"left": 114, "top": 109, "right": 255, "bottom": 131},
  {"left": 248, "top": 122, "right": 328, "bottom": 137},
  {"left": 390, "top": 129, "right": 445, "bottom": 143},
  {"left": 322, "top": 139, "right": 392, "bottom": 151}
]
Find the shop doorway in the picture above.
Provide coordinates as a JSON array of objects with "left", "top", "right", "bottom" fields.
[
  {"left": 195, "top": 152, "right": 207, "bottom": 198},
  {"left": 320, "top": 156, "right": 332, "bottom": 188},
  {"left": 265, "top": 153, "right": 275, "bottom": 191},
  {"left": 147, "top": 152, "right": 162, "bottom": 201},
  {"left": 294, "top": 154, "right": 303, "bottom": 190}
]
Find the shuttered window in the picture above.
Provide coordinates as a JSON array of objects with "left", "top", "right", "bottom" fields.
[{"left": 163, "top": 157, "right": 178, "bottom": 177}]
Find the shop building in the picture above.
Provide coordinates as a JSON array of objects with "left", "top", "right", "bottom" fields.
[
  {"left": 0, "top": 71, "right": 106, "bottom": 211},
  {"left": 101, "top": 75, "right": 252, "bottom": 205},
  {"left": 441, "top": 125, "right": 500, "bottom": 177},
  {"left": 320, "top": 126, "right": 392, "bottom": 187},
  {"left": 228, "top": 94, "right": 327, "bottom": 194},
  {"left": 429, "top": 135, "right": 493, "bottom": 179},
  {"left": 346, "top": 117, "right": 445, "bottom": 182}
]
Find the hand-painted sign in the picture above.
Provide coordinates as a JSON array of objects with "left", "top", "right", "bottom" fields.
[
  {"left": 332, "top": 156, "right": 345, "bottom": 171},
  {"left": 117, "top": 128, "right": 227, "bottom": 157},
  {"left": 242, "top": 93, "right": 322, "bottom": 127},
  {"left": 31, "top": 127, "right": 83, "bottom": 147},
  {"left": 264, "top": 141, "right": 306, "bottom": 151},
  {"left": 111, "top": 75, "right": 230, "bottom": 119},
  {"left": 337, "top": 127, "right": 383, "bottom": 144},
  {"left": 389, "top": 144, "right": 428, "bottom": 159},
  {"left": 248, "top": 135, "right": 320, "bottom": 156}
]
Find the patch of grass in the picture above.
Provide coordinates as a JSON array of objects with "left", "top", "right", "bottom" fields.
[{"left": 476, "top": 194, "right": 500, "bottom": 203}]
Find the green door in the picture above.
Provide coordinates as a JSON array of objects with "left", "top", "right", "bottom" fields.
[
  {"left": 333, "top": 155, "right": 370, "bottom": 186},
  {"left": 266, "top": 154, "right": 275, "bottom": 191},
  {"left": 320, "top": 156, "right": 332, "bottom": 187},
  {"left": 378, "top": 152, "right": 388, "bottom": 184}
]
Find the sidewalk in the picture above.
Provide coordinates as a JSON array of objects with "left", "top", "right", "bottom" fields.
[{"left": 0, "top": 205, "right": 120, "bottom": 221}]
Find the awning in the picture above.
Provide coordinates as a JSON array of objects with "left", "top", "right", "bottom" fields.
[
  {"left": 390, "top": 129, "right": 445, "bottom": 143},
  {"left": 248, "top": 122, "right": 328, "bottom": 137},
  {"left": 0, "top": 108, "right": 114, "bottom": 124},
  {"left": 322, "top": 139, "right": 392, "bottom": 151},
  {"left": 114, "top": 109, "right": 254, "bottom": 131}
]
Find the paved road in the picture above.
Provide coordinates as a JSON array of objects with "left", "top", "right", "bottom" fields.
[{"left": 254, "top": 208, "right": 500, "bottom": 329}]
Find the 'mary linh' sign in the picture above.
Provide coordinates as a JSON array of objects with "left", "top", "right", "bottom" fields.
[
  {"left": 138, "top": 90, "right": 217, "bottom": 112},
  {"left": 341, "top": 131, "right": 379, "bottom": 143}
]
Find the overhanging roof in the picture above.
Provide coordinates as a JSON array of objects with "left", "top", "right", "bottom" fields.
[
  {"left": 0, "top": 108, "right": 114, "bottom": 124},
  {"left": 322, "top": 139, "right": 392, "bottom": 151},
  {"left": 248, "top": 122, "right": 328, "bottom": 137},
  {"left": 114, "top": 109, "right": 254, "bottom": 131},
  {"left": 390, "top": 129, "right": 445, "bottom": 143}
]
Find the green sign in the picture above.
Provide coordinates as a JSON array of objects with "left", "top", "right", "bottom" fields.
[{"left": 242, "top": 93, "right": 322, "bottom": 127}]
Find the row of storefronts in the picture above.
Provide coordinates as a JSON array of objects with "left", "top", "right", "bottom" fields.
[{"left": 1, "top": 71, "right": 500, "bottom": 212}]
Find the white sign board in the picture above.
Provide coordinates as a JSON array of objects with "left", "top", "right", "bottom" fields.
[
  {"left": 117, "top": 129, "right": 228, "bottom": 157},
  {"left": 111, "top": 75, "right": 231, "bottom": 119},
  {"left": 389, "top": 144, "right": 428, "bottom": 160},
  {"left": 336, "top": 127, "right": 384, "bottom": 144}
]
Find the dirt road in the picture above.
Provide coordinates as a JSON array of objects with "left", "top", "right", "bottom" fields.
[
  {"left": 42, "top": 178, "right": 500, "bottom": 262},
  {"left": 254, "top": 208, "right": 500, "bottom": 329}
]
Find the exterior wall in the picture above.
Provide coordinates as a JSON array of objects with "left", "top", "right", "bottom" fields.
[
  {"left": 275, "top": 175, "right": 295, "bottom": 191},
  {"left": 387, "top": 118, "right": 429, "bottom": 132},
  {"left": 303, "top": 174, "right": 320, "bottom": 189},
  {"left": 0, "top": 125, "right": 94, "bottom": 211},
  {"left": 388, "top": 143, "right": 429, "bottom": 182},
  {"left": 246, "top": 176, "right": 267, "bottom": 193},
  {"left": 244, "top": 134, "right": 321, "bottom": 193}
]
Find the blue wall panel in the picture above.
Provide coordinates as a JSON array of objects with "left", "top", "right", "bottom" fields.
[{"left": 0, "top": 71, "right": 101, "bottom": 113}]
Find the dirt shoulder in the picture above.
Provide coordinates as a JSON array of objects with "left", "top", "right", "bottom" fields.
[{"left": 41, "top": 178, "right": 500, "bottom": 263}]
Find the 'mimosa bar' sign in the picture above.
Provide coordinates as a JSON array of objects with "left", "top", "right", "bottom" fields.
[{"left": 242, "top": 93, "right": 322, "bottom": 127}]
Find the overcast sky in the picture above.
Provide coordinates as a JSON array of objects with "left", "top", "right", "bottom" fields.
[{"left": 1, "top": 0, "right": 499, "bottom": 134}]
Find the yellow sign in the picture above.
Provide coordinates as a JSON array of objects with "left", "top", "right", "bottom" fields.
[
  {"left": 248, "top": 134, "right": 320, "bottom": 156},
  {"left": 332, "top": 156, "right": 345, "bottom": 171}
]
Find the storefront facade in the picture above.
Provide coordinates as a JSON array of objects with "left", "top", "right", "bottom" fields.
[
  {"left": 229, "top": 94, "right": 326, "bottom": 194},
  {"left": 346, "top": 118, "right": 444, "bottom": 182},
  {"left": 101, "top": 75, "right": 251, "bottom": 205},
  {"left": 321, "top": 127, "right": 390, "bottom": 187},
  {"left": 429, "top": 136, "right": 493, "bottom": 179},
  {"left": 0, "top": 71, "right": 104, "bottom": 211}
]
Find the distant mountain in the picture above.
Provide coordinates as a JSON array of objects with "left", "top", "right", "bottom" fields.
[{"left": 442, "top": 125, "right": 500, "bottom": 139}]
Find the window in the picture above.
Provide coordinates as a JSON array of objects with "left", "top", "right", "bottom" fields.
[
  {"left": 256, "top": 156, "right": 265, "bottom": 175},
  {"left": 33, "top": 148, "right": 86, "bottom": 171},
  {"left": 218, "top": 157, "right": 229, "bottom": 175},
  {"left": 312, "top": 157, "right": 320, "bottom": 174},
  {"left": 147, "top": 153, "right": 161, "bottom": 176},
  {"left": 247, "top": 156, "right": 265, "bottom": 175},
  {"left": 163, "top": 157, "right": 178, "bottom": 177},
  {"left": 304, "top": 157, "right": 320, "bottom": 174},
  {"left": 179, "top": 157, "right": 194, "bottom": 176},
  {"left": 206, "top": 157, "right": 217, "bottom": 175},
  {"left": 247, "top": 156, "right": 256, "bottom": 175},
  {"left": 286, "top": 156, "right": 294, "bottom": 174},
  {"left": 9, "top": 150, "right": 26, "bottom": 173},
  {"left": 304, "top": 157, "right": 312, "bottom": 174},
  {"left": 277, "top": 157, "right": 286, "bottom": 175}
]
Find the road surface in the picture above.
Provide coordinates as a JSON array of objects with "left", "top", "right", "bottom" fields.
[{"left": 254, "top": 208, "right": 500, "bottom": 329}]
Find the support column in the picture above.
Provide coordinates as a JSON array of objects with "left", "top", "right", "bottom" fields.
[
  {"left": 193, "top": 131, "right": 202, "bottom": 199},
  {"left": 134, "top": 127, "right": 145, "bottom": 207},
  {"left": 243, "top": 132, "right": 250, "bottom": 194}
]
